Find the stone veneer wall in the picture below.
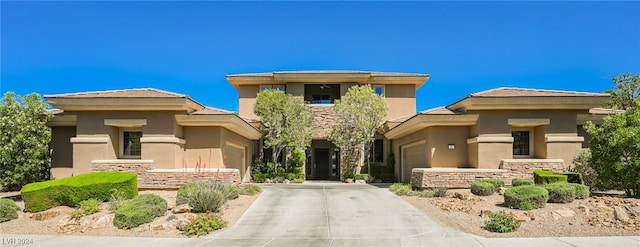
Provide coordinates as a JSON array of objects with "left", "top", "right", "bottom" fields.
[
  {"left": 411, "top": 159, "right": 566, "bottom": 189},
  {"left": 90, "top": 160, "right": 241, "bottom": 189},
  {"left": 309, "top": 105, "right": 338, "bottom": 139}
]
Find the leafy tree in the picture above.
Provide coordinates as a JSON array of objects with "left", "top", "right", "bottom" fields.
[
  {"left": 0, "top": 92, "right": 52, "bottom": 191},
  {"left": 585, "top": 105, "right": 640, "bottom": 197},
  {"left": 328, "top": 85, "right": 386, "bottom": 178},
  {"left": 604, "top": 73, "right": 640, "bottom": 110},
  {"left": 254, "top": 89, "right": 312, "bottom": 170}
]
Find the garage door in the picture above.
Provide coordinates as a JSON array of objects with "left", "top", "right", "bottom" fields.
[
  {"left": 401, "top": 140, "right": 427, "bottom": 183},
  {"left": 225, "top": 143, "right": 245, "bottom": 171}
]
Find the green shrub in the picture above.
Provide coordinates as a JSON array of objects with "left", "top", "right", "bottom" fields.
[
  {"left": 433, "top": 187, "right": 448, "bottom": 197},
  {"left": 568, "top": 183, "right": 590, "bottom": 199},
  {"left": 562, "top": 172, "right": 584, "bottom": 184},
  {"left": 177, "top": 182, "right": 230, "bottom": 213},
  {"left": 21, "top": 172, "right": 137, "bottom": 212},
  {"left": 108, "top": 188, "right": 129, "bottom": 211},
  {"left": 70, "top": 198, "right": 101, "bottom": 219},
  {"left": 292, "top": 178, "right": 304, "bottom": 184},
  {"left": 354, "top": 174, "right": 369, "bottom": 181},
  {"left": 570, "top": 149, "right": 597, "bottom": 188},
  {"left": 471, "top": 181, "right": 496, "bottom": 196},
  {"left": 543, "top": 184, "right": 576, "bottom": 203},
  {"left": 0, "top": 198, "right": 19, "bottom": 223},
  {"left": 482, "top": 179, "right": 505, "bottom": 188},
  {"left": 484, "top": 212, "right": 521, "bottom": 233},
  {"left": 415, "top": 190, "right": 435, "bottom": 198},
  {"left": 183, "top": 213, "right": 227, "bottom": 236},
  {"left": 290, "top": 149, "right": 306, "bottom": 166},
  {"left": 389, "top": 183, "right": 412, "bottom": 196},
  {"left": 512, "top": 178, "right": 534, "bottom": 187},
  {"left": 240, "top": 184, "right": 262, "bottom": 195},
  {"left": 253, "top": 174, "right": 267, "bottom": 183},
  {"left": 113, "top": 194, "right": 167, "bottom": 229},
  {"left": 504, "top": 185, "right": 549, "bottom": 210},
  {"left": 533, "top": 170, "right": 568, "bottom": 185}
]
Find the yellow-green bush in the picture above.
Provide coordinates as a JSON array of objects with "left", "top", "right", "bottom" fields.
[
  {"left": 504, "top": 185, "right": 549, "bottom": 210},
  {"left": 21, "top": 172, "right": 137, "bottom": 212},
  {"left": 0, "top": 198, "right": 19, "bottom": 222}
]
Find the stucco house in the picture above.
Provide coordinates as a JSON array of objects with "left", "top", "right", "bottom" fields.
[{"left": 46, "top": 70, "right": 611, "bottom": 188}]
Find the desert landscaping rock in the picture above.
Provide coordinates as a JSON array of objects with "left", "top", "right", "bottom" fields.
[
  {"left": 171, "top": 204, "right": 191, "bottom": 214},
  {"left": 402, "top": 189, "right": 640, "bottom": 238},
  {"left": 615, "top": 206, "right": 630, "bottom": 221}
]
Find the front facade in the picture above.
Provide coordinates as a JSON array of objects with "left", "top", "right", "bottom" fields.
[{"left": 47, "top": 70, "right": 611, "bottom": 188}]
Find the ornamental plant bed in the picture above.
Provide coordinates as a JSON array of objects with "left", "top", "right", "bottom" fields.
[
  {"left": 401, "top": 189, "right": 640, "bottom": 238},
  {"left": 0, "top": 190, "right": 260, "bottom": 238}
]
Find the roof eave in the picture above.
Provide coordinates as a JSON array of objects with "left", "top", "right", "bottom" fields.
[
  {"left": 175, "top": 114, "right": 262, "bottom": 140},
  {"left": 385, "top": 114, "right": 479, "bottom": 139},
  {"left": 448, "top": 96, "right": 610, "bottom": 111}
]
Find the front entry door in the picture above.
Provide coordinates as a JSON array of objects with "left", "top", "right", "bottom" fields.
[{"left": 314, "top": 148, "right": 330, "bottom": 180}]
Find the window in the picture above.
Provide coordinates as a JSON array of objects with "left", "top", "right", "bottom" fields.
[
  {"left": 122, "top": 130, "right": 142, "bottom": 158},
  {"left": 261, "top": 85, "right": 285, "bottom": 91},
  {"left": 373, "top": 85, "right": 384, "bottom": 96},
  {"left": 512, "top": 130, "right": 532, "bottom": 157},
  {"left": 367, "top": 139, "right": 384, "bottom": 163},
  {"left": 311, "top": 94, "right": 332, "bottom": 104}
]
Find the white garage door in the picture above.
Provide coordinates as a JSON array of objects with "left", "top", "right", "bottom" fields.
[{"left": 401, "top": 140, "right": 427, "bottom": 183}]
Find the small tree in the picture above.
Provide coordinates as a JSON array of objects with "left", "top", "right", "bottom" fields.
[
  {"left": 585, "top": 105, "right": 640, "bottom": 197},
  {"left": 604, "top": 73, "right": 640, "bottom": 110},
  {"left": 328, "top": 85, "right": 386, "bottom": 179},
  {"left": 254, "top": 89, "right": 312, "bottom": 170},
  {"left": 0, "top": 92, "right": 52, "bottom": 191}
]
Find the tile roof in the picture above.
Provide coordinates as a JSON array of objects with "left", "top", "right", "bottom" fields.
[
  {"left": 470, "top": 87, "right": 609, "bottom": 97},
  {"left": 191, "top": 107, "right": 234, "bottom": 115},
  {"left": 44, "top": 88, "right": 188, "bottom": 98},
  {"left": 227, "top": 70, "right": 429, "bottom": 77},
  {"left": 419, "top": 106, "right": 456, "bottom": 115}
]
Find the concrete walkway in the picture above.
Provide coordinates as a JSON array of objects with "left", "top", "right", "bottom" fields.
[{"left": 2, "top": 183, "right": 639, "bottom": 246}]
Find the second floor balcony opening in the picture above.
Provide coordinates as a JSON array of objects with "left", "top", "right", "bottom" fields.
[{"left": 305, "top": 84, "right": 340, "bottom": 104}]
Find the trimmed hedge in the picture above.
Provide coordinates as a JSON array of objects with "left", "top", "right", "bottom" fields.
[
  {"left": 533, "top": 170, "right": 567, "bottom": 185},
  {"left": 562, "top": 172, "right": 584, "bottom": 184},
  {"left": 504, "top": 185, "right": 549, "bottom": 210},
  {"left": 512, "top": 178, "right": 534, "bottom": 187},
  {"left": 0, "top": 198, "right": 19, "bottom": 223},
  {"left": 113, "top": 194, "right": 167, "bottom": 229},
  {"left": 568, "top": 183, "right": 590, "bottom": 199},
  {"left": 543, "top": 184, "right": 576, "bottom": 203},
  {"left": 482, "top": 179, "right": 505, "bottom": 188},
  {"left": 21, "top": 172, "right": 138, "bottom": 212},
  {"left": 471, "top": 181, "right": 496, "bottom": 196}
]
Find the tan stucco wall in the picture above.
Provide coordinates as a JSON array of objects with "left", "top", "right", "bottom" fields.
[
  {"left": 533, "top": 125, "right": 547, "bottom": 158},
  {"left": 392, "top": 128, "right": 428, "bottom": 180},
  {"left": 547, "top": 142, "right": 583, "bottom": 168},
  {"left": 50, "top": 126, "right": 76, "bottom": 178},
  {"left": 384, "top": 84, "right": 417, "bottom": 121},
  {"left": 238, "top": 85, "right": 260, "bottom": 120},
  {"left": 183, "top": 126, "right": 223, "bottom": 168},
  {"left": 286, "top": 82, "right": 304, "bottom": 97},
  {"left": 64, "top": 111, "right": 184, "bottom": 175},
  {"left": 427, "top": 127, "right": 469, "bottom": 168},
  {"left": 221, "top": 127, "right": 254, "bottom": 183},
  {"left": 466, "top": 110, "right": 584, "bottom": 168}
]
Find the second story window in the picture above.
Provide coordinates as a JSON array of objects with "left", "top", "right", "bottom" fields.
[
  {"left": 373, "top": 85, "right": 385, "bottom": 96},
  {"left": 261, "top": 85, "right": 285, "bottom": 91},
  {"left": 305, "top": 84, "right": 340, "bottom": 104}
]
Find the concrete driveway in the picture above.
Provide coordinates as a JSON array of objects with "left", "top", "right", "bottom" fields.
[{"left": 207, "top": 182, "right": 476, "bottom": 246}]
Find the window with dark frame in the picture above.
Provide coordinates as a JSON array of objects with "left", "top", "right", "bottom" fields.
[
  {"left": 123, "top": 131, "right": 142, "bottom": 158},
  {"left": 512, "top": 131, "right": 530, "bottom": 156}
]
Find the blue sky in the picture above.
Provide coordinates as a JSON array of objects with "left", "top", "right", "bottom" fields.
[{"left": 2, "top": 1, "right": 639, "bottom": 112}]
